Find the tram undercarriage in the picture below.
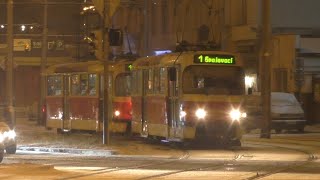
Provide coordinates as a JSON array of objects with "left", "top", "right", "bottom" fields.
[{"left": 193, "top": 121, "right": 242, "bottom": 146}]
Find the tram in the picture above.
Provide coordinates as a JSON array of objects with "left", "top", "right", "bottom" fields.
[
  {"left": 131, "top": 51, "right": 247, "bottom": 145},
  {"left": 43, "top": 59, "right": 133, "bottom": 134}
]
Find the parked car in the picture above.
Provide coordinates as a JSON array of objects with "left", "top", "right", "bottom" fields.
[
  {"left": 243, "top": 92, "right": 306, "bottom": 133},
  {"left": 0, "top": 122, "right": 17, "bottom": 154},
  {"left": 271, "top": 92, "right": 306, "bottom": 133}
]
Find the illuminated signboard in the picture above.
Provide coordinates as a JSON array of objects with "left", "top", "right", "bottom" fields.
[
  {"left": 194, "top": 54, "right": 235, "bottom": 64},
  {"left": 125, "top": 64, "right": 133, "bottom": 71}
]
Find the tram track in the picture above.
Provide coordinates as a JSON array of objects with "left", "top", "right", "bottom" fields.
[
  {"left": 267, "top": 137, "right": 320, "bottom": 148},
  {"left": 125, "top": 140, "right": 318, "bottom": 180},
  {"left": 57, "top": 145, "right": 245, "bottom": 180},
  {"left": 6, "top": 136, "right": 319, "bottom": 179},
  {"left": 135, "top": 147, "right": 243, "bottom": 180},
  {"left": 242, "top": 141, "right": 318, "bottom": 180},
  {"left": 56, "top": 149, "right": 191, "bottom": 180}
]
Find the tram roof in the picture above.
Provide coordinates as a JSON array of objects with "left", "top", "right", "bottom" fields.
[
  {"left": 45, "top": 59, "right": 134, "bottom": 75},
  {"left": 132, "top": 51, "right": 239, "bottom": 68},
  {"left": 45, "top": 61, "right": 104, "bottom": 74}
]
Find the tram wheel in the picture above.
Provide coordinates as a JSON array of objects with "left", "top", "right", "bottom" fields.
[{"left": 230, "top": 139, "right": 241, "bottom": 147}]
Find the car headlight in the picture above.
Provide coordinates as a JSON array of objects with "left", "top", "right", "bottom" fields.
[
  {"left": 195, "top": 108, "right": 206, "bottom": 119},
  {"left": 229, "top": 109, "right": 247, "bottom": 121},
  {"left": 4, "top": 130, "right": 16, "bottom": 139}
]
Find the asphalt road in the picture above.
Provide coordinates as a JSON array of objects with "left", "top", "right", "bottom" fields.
[{"left": 1, "top": 132, "right": 320, "bottom": 180}]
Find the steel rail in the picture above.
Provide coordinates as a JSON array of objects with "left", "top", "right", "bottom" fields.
[{"left": 243, "top": 141, "right": 318, "bottom": 180}]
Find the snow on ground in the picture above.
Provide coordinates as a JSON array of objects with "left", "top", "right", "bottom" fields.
[
  {"left": 14, "top": 117, "right": 320, "bottom": 156},
  {"left": 15, "top": 118, "right": 183, "bottom": 156}
]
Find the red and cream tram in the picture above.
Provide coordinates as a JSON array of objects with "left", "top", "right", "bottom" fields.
[
  {"left": 131, "top": 51, "right": 247, "bottom": 145},
  {"left": 44, "top": 59, "right": 133, "bottom": 133}
]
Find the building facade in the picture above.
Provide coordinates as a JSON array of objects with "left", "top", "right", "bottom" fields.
[
  {"left": 1, "top": 0, "right": 320, "bottom": 123},
  {"left": 227, "top": 0, "right": 320, "bottom": 123},
  {"left": 0, "top": 0, "right": 81, "bottom": 108}
]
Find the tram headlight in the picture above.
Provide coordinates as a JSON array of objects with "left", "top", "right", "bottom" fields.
[
  {"left": 195, "top": 108, "right": 206, "bottom": 119},
  {"left": 4, "top": 130, "right": 16, "bottom": 140},
  {"left": 114, "top": 110, "right": 120, "bottom": 117},
  {"left": 229, "top": 109, "right": 247, "bottom": 122}
]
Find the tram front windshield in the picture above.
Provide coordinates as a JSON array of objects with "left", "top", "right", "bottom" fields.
[{"left": 182, "top": 65, "right": 244, "bottom": 95}]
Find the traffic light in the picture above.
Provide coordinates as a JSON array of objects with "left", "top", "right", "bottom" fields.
[
  {"left": 88, "top": 29, "right": 103, "bottom": 60},
  {"left": 109, "top": 29, "right": 122, "bottom": 46}
]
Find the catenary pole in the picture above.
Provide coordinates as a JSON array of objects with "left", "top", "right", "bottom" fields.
[
  {"left": 143, "top": 0, "right": 148, "bottom": 56},
  {"left": 6, "top": 0, "right": 15, "bottom": 128},
  {"left": 260, "top": 0, "right": 272, "bottom": 138},
  {"left": 40, "top": 0, "right": 48, "bottom": 125},
  {"left": 102, "top": 0, "right": 110, "bottom": 145}
]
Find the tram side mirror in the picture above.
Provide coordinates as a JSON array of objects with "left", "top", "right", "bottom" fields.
[{"left": 169, "top": 67, "right": 177, "bottom": 81}]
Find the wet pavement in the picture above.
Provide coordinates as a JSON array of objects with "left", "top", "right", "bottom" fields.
[
  {"left": 14, "top": 118, "right": 183, "bottom": 157},
  {"left": 14, "top": 117, "right": 320, "bottom": 156}
]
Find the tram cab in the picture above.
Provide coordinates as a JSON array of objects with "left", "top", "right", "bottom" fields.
[{"left": 131, "top": 51, "right": 247, "bottom": 146}]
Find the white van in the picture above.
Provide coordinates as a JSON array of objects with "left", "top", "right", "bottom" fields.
[{"left": 271, "top": 92, "right": 306, "bottom": 133}]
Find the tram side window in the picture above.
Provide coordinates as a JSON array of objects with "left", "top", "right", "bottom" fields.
[
  {"left": 71, "top": 75, "right": 80, "bottom": 96},
  {"left": 88, "top": 74, "right": 97, "bottom": 96},
  {"left": 159, "top": 68, "right": 167, "bottom": 94},
  {"left": 70, "top": 74, "right": 95, "bottom": 96},
  {"left": 80, "top": 74, "right": 89, "bottom": 96},
  {"left": 152, "top": 67, "right": 167, "bottom": 94},
  {"left": 115, "top": 73, "right": 131, "bottom": 96},
  {"left": 154, "top": 68, "right": 160, "bottom": 94},
  {"left": 47, "top": 75, "right": 62, "bottom": 96}
]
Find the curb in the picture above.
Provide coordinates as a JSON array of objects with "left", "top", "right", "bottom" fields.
[{"left": 17, "top": 146, "right": 117, "bottom": 156}]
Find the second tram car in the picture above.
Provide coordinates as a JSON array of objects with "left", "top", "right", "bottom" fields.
[
  {"left": 131, "top": 51, "right": 247, "bottom": 145},
  {"left": 44, "top": 60, "right": 133, "bottom": 133}
]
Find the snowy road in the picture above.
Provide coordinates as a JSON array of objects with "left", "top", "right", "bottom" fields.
[{"left": 0, "top": 132, "right": 320, "bottom": 179}]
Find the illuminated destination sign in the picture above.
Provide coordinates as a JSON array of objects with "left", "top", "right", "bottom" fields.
[{"left": 194, "top": 54, "right": 235, "bottom": 64}]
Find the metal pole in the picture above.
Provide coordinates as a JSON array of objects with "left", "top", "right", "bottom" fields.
[
  {"left": 6, "top": 0, "right": 15, "bottom": 128},
  {"left": 102, "top": 0, "right": 110, "bottom": 145},
  {"left": 40, "top": 0, "right": 48, "bottom": 126},
  {"left": 260, "top": 0, "right": 271, "bottom": 138},
  {"left": 143, "top": 0, "right": 148, "bottom": 56}
]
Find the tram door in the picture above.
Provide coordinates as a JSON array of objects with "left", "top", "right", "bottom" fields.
[
  {"left": 62, "top": 75, "right": 70, "bottom": 131},
  {"left": 141, "top": 70, "right": 148, "bottom": 137},
  {"left": 168, "top": 67, "right": 179, "bottom": 139}
]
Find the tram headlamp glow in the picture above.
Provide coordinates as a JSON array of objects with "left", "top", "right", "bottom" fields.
[
  {"left": 114, "top": 110, "right": 120, "bottom": 117},
  {"left": 0, "top": 130, "right": 16, "bottom": 143},
  {"left": 195, "top": 109, "right": 206, "bottom": 119},
  {"left": 229, "top": 109, "right": 247, "bottom": 121},
  {"left": 4, "top": 130, "right": 16, "bottom": 139}
]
